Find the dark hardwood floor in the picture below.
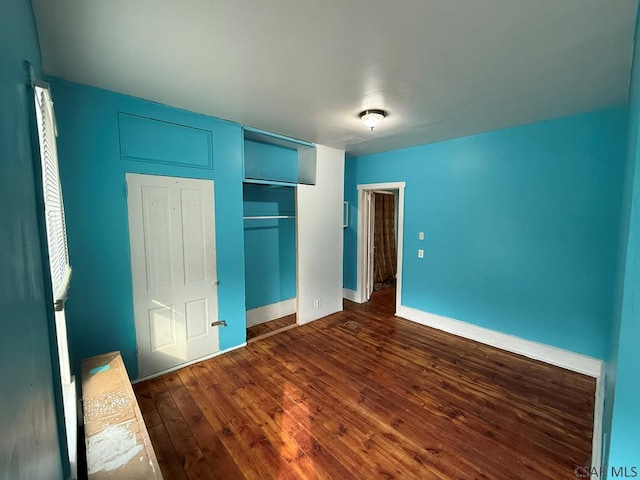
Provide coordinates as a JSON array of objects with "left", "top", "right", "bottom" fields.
[
  {"left": 134, "top": 287, "right": 595, "bottom": 479},
  {"left": 247, "top": 313, "right": 297, "bottom": 341}
]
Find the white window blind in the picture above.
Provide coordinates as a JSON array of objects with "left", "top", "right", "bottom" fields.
[
  {"left": 34, "top": 84, "right": 78, "bottom": 478},
  {"left": 34, "top": 85, "right": 72, "bottom": 309}
]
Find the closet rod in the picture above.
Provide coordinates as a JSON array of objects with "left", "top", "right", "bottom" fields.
[{"left": 243, "top": 215, "right": 296, "bottom": 220}]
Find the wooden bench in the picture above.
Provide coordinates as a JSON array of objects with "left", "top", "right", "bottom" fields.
[{"left": 81, "top": 351, "right": 162, "bottom": 479}]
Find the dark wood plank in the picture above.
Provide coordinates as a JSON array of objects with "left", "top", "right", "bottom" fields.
[
  {"left": 246, "top": 340, "right": 457, "bottom": 479},
  {"left": 276, "top": 326, "right": 568, "bottom": 478},
  {"left": 210, "top": 353, "right": 328, "bottom": 479},
  {"left": 188, "top": 361, "right": 300, "bottom": 480},
  {"left": 137, "top": 288, "right": 595, "bottom": 480},
  {"left": 134, "top": 381, "right": 164, "bottom": 429},
  {"left": 147, "top": 420, "right": 188, "bottom": 480},
  {"left": 163, "top": 372, "right": 246, "bottom": 480},
  {"left": 294, "top": 318, "right": 591, "bottom": 467},
  {"left": 176, "top": 367, "right": 265, "bottom": 480},
  {"left": 229, "top": 348, "right": 368, "bottom": 480},
  {"left": 146, "top": 377, "right": 218, "bottom": 479},
  {"left": 250, "top": 332, "right": 505, "bottom": 479}
]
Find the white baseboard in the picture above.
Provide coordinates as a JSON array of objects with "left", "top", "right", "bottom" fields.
[
  {"left": 132, "top": 343, "right": 247, "bottom": 383},
  {"left": 343, "top": 288, "right": 364, "bottom": 303},
  {"left": 395, "top": 305, "right": 603, "bottom": 377},
  {"left": 246, "top": 298, "right": 296, "bottom": 327},
  {"left": 591, "top": 363, "right": 605, "bottom": 471}
]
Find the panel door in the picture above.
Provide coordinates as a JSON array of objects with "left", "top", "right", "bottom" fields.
[{"left": 127, "top": 173, "right": 219, "bottom": 378}]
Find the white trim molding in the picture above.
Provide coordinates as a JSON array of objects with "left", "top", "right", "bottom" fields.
[
  {"left": 591, "top": 363, "right": 606, "bottom": 473},
  {"left": 357, "top": 182, "right": 407, "bottom": 191},
  {"left": 246, "top": 298, "right": 296, "bottom": 327},
  {"left": 132, "top": 343, "right": 247, "bottom": 383},
  {"left": 396, "top": 305, "right": 603, "bottom": 377},
  {"left": 343, "top": 288, "right": 364, "bottom": 303}
]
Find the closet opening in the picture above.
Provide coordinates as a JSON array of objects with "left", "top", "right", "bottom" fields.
[
  {"left": 243, "top": 182, "right": 297, "bottom": 342},
  {"left": 241, "top": 128, "right": 316, "bottom": 342}
]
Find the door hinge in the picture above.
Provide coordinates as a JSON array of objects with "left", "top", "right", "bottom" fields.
[
  {"left": 211, "top": 320, "right": 227, "bottom": 327},
  {"left": 124, "top": 181, "right": 128, "bottom": 198}
]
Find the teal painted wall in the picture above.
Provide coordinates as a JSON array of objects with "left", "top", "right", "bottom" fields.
[
  {"left": 243, "top": 184, "right": 296, "bottom": 310},
  {"left": 343, "top": 154, "right": 357, "bottom": 289},
  {"left": 607, "top": 11, "right": 640, "bottom": 467},
  {"left": 51, "top": 79, "right": 247, "bottom": 379},
  {"left": 244, "top": 140, "right": 298, "bottom": 183},
  {"left": 0, "top": 0, "right": 64, "bottom": 477},
  {"left": 344, "top": 108, "right": 628, "bottom": 359}
]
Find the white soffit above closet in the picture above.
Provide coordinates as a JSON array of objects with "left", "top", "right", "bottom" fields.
[{"left": 32, "top": 0, "right": 638, "bottom": 156}]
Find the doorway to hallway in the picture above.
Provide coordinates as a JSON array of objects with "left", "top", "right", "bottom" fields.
[{"left": 356, "top": 182, "right": 406, "bottom": 312}]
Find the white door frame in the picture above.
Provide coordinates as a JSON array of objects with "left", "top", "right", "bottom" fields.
[
  {"left": 366, "top": 191, "right": 375, "bottom": 300},
  {"left": 356, "top": 182, "right": 405, "bottom": 312}
]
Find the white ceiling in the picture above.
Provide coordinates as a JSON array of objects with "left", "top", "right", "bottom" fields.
[{"left": 32, "top": 0, "right": 638, "bottom": 156}]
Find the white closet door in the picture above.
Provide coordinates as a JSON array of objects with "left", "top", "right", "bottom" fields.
[{"left": 127, "top": 173, "right": 219, "bottom": 378}]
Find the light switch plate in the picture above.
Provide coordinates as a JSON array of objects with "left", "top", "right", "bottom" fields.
[
  {"left": 418, "top": 249, "right": 424, "bottom": 258},
  {"left": 419, "top": 232, "right": 424, "bottom": 240}
]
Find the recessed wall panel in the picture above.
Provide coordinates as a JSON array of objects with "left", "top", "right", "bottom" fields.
[
  {"left": 148, "top": 306, "right": 176, "bottom": 351},
  {"left": 186, "top": 298, "right": 208, "bottom": 340},
  {"left": 119, "top": 113, "right": 213, "bottom": 169},
  {"left": 181, "top": 189, "right": 206, "bottom": 284},
  {"left": 141, "top": 186, "right": 173, "bottom": 289}
]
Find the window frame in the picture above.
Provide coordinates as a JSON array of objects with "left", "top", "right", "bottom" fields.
[{"left": 33, "top": 82, "right": 77, "bottom": 478}]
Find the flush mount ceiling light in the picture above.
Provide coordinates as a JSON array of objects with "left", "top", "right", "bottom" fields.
[{"left": 359, "top": 109, "right": 387, "bottom": 131}]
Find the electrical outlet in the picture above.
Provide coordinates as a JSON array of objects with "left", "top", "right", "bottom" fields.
[
  {"left": 419, "top": 232, "right": 424, "bottom": 240},
  {"left": 314, "top": 298, "right": 322, "bottom": 309},
  {"left": 418, "top": 249, "right": 424, "bottom": 258}
]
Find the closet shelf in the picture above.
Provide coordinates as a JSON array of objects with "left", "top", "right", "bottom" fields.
[
  {"left": 243, "top": 178, "right": 297, "bottom": 188},
  {"left": 243, "top": 215, "right": 295, "bottom": 220}
]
